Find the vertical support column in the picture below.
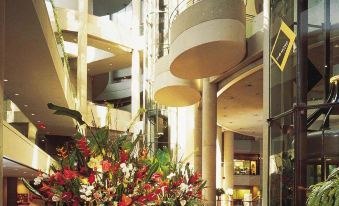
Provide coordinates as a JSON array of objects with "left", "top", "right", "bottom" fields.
[
  {"left": 0, "top": 0, "right": 4, "bottom": 204},
  {"left": 131, "top": 49, "right": 140, "bottom": 118},
  {"left": 262, "top": 0, "right": 270, "bottom": 204},
  {"left": 131, "top": 0, "right": 141, "bottom": 119},
  {"left": 202, "top": 78, "right": 217, "bottom": 206},
  {"left": 295, "top": 0, "right": 308, "bottom": 205},
  {"left": 223, "top": 131, "right": 234, "bottom": 199},
  {"left": 77, "top": 0, "right": 88, "bottom": 116},
  {"left": 194, "top": 103, "right": 202, "bottom": 174},
  {"left": 216, "top": 126, "right": 223, "bottom": 188}
]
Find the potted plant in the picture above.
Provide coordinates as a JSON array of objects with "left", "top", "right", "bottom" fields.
[
  {"left": 216, "top": 188, "right": 225, "bottom": 201},
  {"left": 307, "top": 168, "right": 339, "bottom": 206}
]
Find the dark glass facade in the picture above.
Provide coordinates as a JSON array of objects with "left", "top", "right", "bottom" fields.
[{"left": 268, "top": 0, "right": 339, "bottom": 205}]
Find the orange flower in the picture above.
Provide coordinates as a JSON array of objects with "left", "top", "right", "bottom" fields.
[
  {"left": 119, "top": 194, "right": 132, "bottom": 206},
  {"left": 102, "top": 160, "right": 111, "bottom": 172}
]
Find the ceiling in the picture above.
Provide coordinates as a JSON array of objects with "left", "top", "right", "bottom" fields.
[
  {"left": 3, "top": 158, "right": 39, "bottom": 178},
  {"left": 217, "top": 69, "right": 263, "bottom": 138},
  {"left": 63, "top": 31, "right": 136, "bottom": 76},
  {"left": 5, "top": 0, "right": 76, "bottom": 136},
  {"left": 93, "top": 0, "right": 132, "bottom": 16}
]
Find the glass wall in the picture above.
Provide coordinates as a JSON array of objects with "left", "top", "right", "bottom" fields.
[{"left": 268, "top": 0, "right": 339, "bottom": 205}]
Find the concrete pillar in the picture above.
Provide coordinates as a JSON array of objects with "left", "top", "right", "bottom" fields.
[
  {"left": 0, "top": 0, "right": 4, "bottom": 204},
  {"left": 132, "top": 0, "right": 141, "bottom": 36},
  {"left": 202, "top": 78, "right": 217, "bottom": 206},
  {"left": 194, "top": 103, "right": 202, "bottom": 174},
  {"left": 131, "top": 49, "right": 140, "bottom": 118},
  {"left": 216, "top": 127, "right": 223, "bottom": 188},
  {"left": 223, "top": 131, "right": 234, "bottom": 201},
  {"left": 77, "top": 0, "right": 88, "bottom": 116}
]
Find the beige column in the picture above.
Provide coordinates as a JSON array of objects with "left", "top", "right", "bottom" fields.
[
  {"left": 131, "top": 0, "right": 141, "bottom": 119},
  {"left": 202, "top": 78, "right": 217, "bottom": 206},
  {"left": 262, "top": 0, "right": 270, "bottom": 204},
  {"left": 132, "top": 0, "right": 141, "bottom": 36},
  {"left": 223, "top": 130, "right": 234, "bottom": 202},
  {"left": 194, "top": 103, "right": 202, "bottom": 174},
  {"left": 131, "top": 49, "right": 140, "bottom": 118},
  {"left": 216, "top": 126, "right": 223, "bottom": 188},
  {"left": 77, "top": 0, "right": 88, "bottom": 116},
  {"left": 0, "top": 0, "right": 4, "bottom": 204}
]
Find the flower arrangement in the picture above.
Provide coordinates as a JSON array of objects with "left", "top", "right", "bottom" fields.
[{"left": 23, "top": 104, "right": 206, "bottom": 206}]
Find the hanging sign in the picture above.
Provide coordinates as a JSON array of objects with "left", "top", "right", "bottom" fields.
[{"left": 270, "top": 20, "right": 296, "bottom": 71}]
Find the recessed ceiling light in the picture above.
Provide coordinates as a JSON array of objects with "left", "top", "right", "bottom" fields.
[
  {"left": 37, "top": 120, "right": 41, "bottom": 123},
  {"left": 73, "top": 38, "right": 77, "bottom": 42},
  {"left": 24, "top": 104, "right": 28, "bottom": 107},
  {"left": 335, "top": 44, "right": 339, "bottom": 48},
  {"left": 23, "top": 172, "right": 27, "bottom": 174},
  {"left": 31, "top": 113, "right": 35, "bottom": 116},
  {"left": 14, "top": 93, "right": 19, "bottom": 96},
  {"left": 107, "top": 47, "right": 111, "bottom": 50},
  {"left": 14, "top": 168, "right": 19, "bottom": 171},
  {"left": 109, "top": 63, "right": 112, "bottom": 66},
  {"left": 41, "top": 139, "right": 45, "bottom": 142},
  {"left": 4, "top": 79, "right": 8, "bottom": 82}
]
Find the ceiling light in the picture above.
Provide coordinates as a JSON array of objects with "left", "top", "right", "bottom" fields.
[
  {"left": 107, "top": 47, "right": 111, "bottom": 50},
  {"left": 14, "top": 93, "right": 19, "bottom": 96},
  {"left": 41, "top": 139, "right": 45, "bottom": 142},
  {"left": 335, "top": 44, "right": 339, "bottom": 48},
  {"left": 4, "top": 79, "right": 8, "bottom": 82},
  {"left": 37, "top": 120, "right": 41, "bottom": 123},
  {"left": 31, "top": 113, "right": 35, "bottom": 116},
  {"left": 23, "top": 172, "right": 27, "bottom": 174},
  {"left": 109, "top": 63, "right": 113, "bottom": 66},
  {"left": 24, "top": 104, "right": 28, "bottom": 107}
]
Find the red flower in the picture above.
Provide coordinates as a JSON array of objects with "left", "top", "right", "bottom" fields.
[
  {"left": 151, "top": 173, "right": 162, "bottom": 182},
  {"left": 102, "top": 160, "right": 112, "bottom": 172},
  {"left": 146, "top": 193, "right": 158, "bottom": 201},
  {"left": 154, "top": 188, "right": 162, "bottom": 195},
  {"left": 61, "top": 191, "right": 73, "bottom": 201},
  {"left": 54, "top": 172, "right": 65, "bottom": 185},
  {"left": 173, "top": 178, "right": 183, "bottom": 187},
  {"left": 63, "top": 169, "right": 78, "bottom": 180},
  {"left": 76, "top": 137, "right": 91, "bottom": 157},
  {"left": 112, "top": 163, "right": 120, "bottom": 173},
  {"left": 143, "top": 183, "right": 152, "bottom": 191},
  {"left": 136, "top": 166, "right": 148, "bottom": 179},
  {"left": 136, "top": 196, "right": 147, "bottom": 204},
  {"left": 119, "top": 150, "right": 129, "bottom": 163},
  {"left": 88, "top": 173, "right": 95, "bottom": 184},
  {"left": 189, "top": 172, "right": 200, "bottom": 184}
]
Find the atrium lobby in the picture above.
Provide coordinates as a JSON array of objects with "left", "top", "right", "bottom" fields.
[{"left": 0, "top": 0, "right": 339, "bottom": 206}]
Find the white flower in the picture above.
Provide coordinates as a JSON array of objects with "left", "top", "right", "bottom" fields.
[
  {"left": 33, "top": 177, "right": 42, "bottom": 185},
  {"left": 180, "top": 199, "right": 187, "bottom": 206},
  {"left": 42, "top": 173, "right": 49, "bottom": 179},
  {"left": 179, "top": 183, "right": 189, "bottom": 192},
  {"left": 52, "top": 195, "right": 60, "bottom": 202},
  {"left": 167, "top": 173, "right": 175, "bottom": 179}
]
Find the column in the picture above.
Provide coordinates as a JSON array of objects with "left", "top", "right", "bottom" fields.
[
  {"left": 194, "top": 103, "right": 202, "bottom": 174},
  {"left": 131, "top": 49, "right": 140, "bottom": 118},
  {"left": 202, "top": 78, "right": 217, "bottom": 206},
  {"left": 223, "top": 131, "right": 234, "bottom": 203},
  {"left": 216, "top": 127, "right": 223, "bottom": 188},
  {"left": 0, "top": 0, "right": 4, "bottom": 204},
  {"left": 77, "top": 0, "right": 88, "bottom": 116},
  {"left": 131, "top": 0, "right": 141, "bottom": 119}
]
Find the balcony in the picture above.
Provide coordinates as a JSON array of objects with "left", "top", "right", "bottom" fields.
[
  {"left": 169, "top": 0, "right": 246, "bottom": 79},
  {"left": 154, "top": 55, "right": 201, "bottom": 107}
]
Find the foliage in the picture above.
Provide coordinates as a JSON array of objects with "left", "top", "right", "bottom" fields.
[
  {"left": 216, "top": 188, "right": 225, "bottom": 197},
  {"left": 23, "top": 104, "right": 206, "bottom": 206},
  {"left": 307, "top": 168, "right": 339, "bottom": 206}
]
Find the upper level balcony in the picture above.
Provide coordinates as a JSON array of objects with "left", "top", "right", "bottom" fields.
[{"left": 169, "top": 0, "right": 247, "bottom": 79}]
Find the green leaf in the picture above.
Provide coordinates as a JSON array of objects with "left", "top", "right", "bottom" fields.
[
  {"left": 156, "top": 147, "right": 171, "bottom": 165},
  {"left": 146, "top": 162, "right": 160, "bottom": 181},
  {"left": 47, "top": 103, "right": 86, "bottom": 125},
  {"left": 21, "top": 178, "right": 44, "bottom": 199},
  {"left": 117, "top": 184, "right": 124, "bottom": 200}
]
